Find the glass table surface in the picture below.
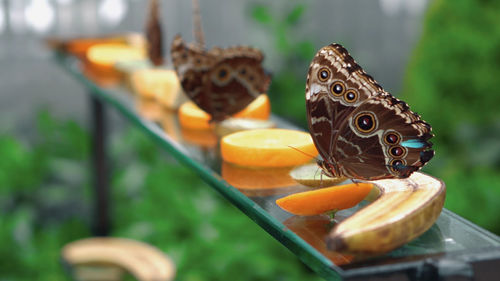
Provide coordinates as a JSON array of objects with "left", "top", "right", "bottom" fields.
[{"left": 55, "top": 52, "right": 500, "bottom": 281}]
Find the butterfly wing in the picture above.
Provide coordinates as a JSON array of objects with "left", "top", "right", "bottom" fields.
[
  {"left": 205, "top": 46, "right": 270, "bottom": 121},
  {"left": 333, "top": 94, "right": 433, "bottom": 180},
  {"left": 306, "top": 44, "right": 383, "bottom": 173},
  {"left": 171, "top": 35, "right": 270, "bottom": 122},
  {"left": 306, "top": 43, "right": 433, "bottom": 179},
  {"left": 171, "top": 35, "right": 215, "bottom": 107}
]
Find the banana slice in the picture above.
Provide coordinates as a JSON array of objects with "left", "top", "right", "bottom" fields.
[
  {"left": 214, "top": 118, "right": 275, "bottom": 137},
  {"left": 327, "top": 172, "right": 445, "bottom": 255},
  {"left": 289, "top": 163, "right": 347, "bottom": 187}
]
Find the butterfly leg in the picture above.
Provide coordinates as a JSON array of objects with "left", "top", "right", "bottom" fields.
[
  {"left": 325, "top": 209, "right": 339, "bottom": 221},
  {"left": 351, "top": 178, "right": 361, "bottom": 185}
]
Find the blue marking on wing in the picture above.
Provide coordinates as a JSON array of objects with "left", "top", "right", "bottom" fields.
[{"left": 401, "top": 139, "right": 427, "bottom": 148}]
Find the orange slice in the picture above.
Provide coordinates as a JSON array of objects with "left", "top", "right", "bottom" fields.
[
  {"left": 67, "top": 38, "right": 125, "bottom": 59},
  {"left": 234, "top": 95, "right": 271, "bottom": 120},
  {"left": 86, "top": 43, "right": 145, "bottom": 73},
  {"left": 220, "top": 128, "right": 318, "bottom": 167},
  {"left": 131, "top": 69, "right": 184, "bottom": 109},
  {"left": 47, "top": 33, "right": 145, "bottom": 59},
  {"left": 178, "top": 95, "right": 270, "bottom": 130},
  {"left": 276, "top": 183, "right": 374, "bottom": 216},
  {"left": 214, "top": 118, "right": 276, "bottom": 137},
  {"left": 82, "top": 63, "right": 121, "bottom": 86}
]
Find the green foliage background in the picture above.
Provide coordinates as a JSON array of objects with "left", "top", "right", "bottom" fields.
[
  {"left": 1, "top": 0, "right": 500, "bottom": 280},
  {"left": 0, "top": 112, "right": 321, "bottom": 281},
  {"left": 401, "top": 0, "right": 500, "bottom": 233}
]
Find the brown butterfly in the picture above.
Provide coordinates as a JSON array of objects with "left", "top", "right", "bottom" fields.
[
  {"left": 170, "top": 35, "right": 271, "bottom": 122},
  {"left": 306, "top": 44, "right": 434, "bottom": 180}
]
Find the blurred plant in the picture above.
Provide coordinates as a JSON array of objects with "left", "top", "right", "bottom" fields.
[
  {"left": 401, "top": 0, "right": 500, "bottom": 233},
  {"left": 0, "top": 110, "right": 91, "bottom": 280},
  {"left": 250, "top": 2, "right": 316, "bottom": 127},
  {"left": 0, "top": 111, "right": 321, "bottom": 280}
]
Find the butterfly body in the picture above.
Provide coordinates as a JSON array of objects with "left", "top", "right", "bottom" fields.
[
  {"left": 306, "top": 44, "right": 434, "bottom": 180},
  {"left": 171, "top": 35, "right": 271, "bottom": 122}
]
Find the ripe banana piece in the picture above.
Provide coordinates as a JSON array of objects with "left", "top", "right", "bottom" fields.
[{"left": 327, "top": 172, "right": 446, "bottom": 255}]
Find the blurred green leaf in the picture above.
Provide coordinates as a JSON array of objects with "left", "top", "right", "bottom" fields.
[
  {"left": 286, "top": 4, "right": 306, "bottom": 25},
  {"left": 276, "top": 25, "right": 290, "bottom": 52},
  {"left": 401, "top": 0, "right": 500, "bottom": 234},
  {"left": 251, "top": 5, "right": 272, "bottom": 24},
  {"left": 295, "top": 41, "right": 316, "bottom": 60}
]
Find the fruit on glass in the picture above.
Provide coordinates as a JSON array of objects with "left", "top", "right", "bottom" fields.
[
  {"left": 276, "top": 182, "right": 374, "bottom": 216},
  {"left": 46, "top": 33, "right": 145, "bottom": 59},
  {"left": 214, "top": 118, "right": 276, "bottom": 137},
  {"left": 86, "top": 43, "right": 146, "bottom": 73},
  {"left": 220, "top": 128, "right": 318, "bottom": 168},
  {"left": 131, "top": 68, "right": 185, "bottom": 109},
  {"left": 289, "top": 163, "right": 347, "bottom": 187},
  {"left": 178, "top": 94, "right": 271, "bottom": 130},
  {"left": 327, "top": 172, "right": 445, "bottom": 255}
]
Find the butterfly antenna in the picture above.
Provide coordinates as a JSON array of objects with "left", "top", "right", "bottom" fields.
[
  {"left": 287, "top": 145, "right": 319, "bottom": 161},
  {"left": 192, "top": 0, "right": 205, "bottom": 48}
]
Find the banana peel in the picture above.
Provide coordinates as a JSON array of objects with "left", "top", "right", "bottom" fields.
[{"left": 327, "top": 172, "right": 446, "bottom": 255}]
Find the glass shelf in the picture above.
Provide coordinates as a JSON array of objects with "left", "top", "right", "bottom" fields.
[{"left": 54, "top": 53, "right": 500, "bottom": 281}]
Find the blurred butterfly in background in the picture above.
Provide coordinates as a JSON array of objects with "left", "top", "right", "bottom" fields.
[
  {"left": 305, "top": 43, "right": 434, "bottom": 180},
  {"left": 170, "top": 36, "right": 270, "bottom": 122},
  {"left": 170, "top": 0, "right": 270, "bottom": 122}
]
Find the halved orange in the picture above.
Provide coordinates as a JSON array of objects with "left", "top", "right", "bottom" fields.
[
  {"left": 220, "top": 128, "right": 318, "bottom": 167},
  {"left": 178, "top": 95, "right": 270, "bottom": 130},
  {"left": 82, "top": 63, "right": 121, "bottom": 86},
  {"left": 234, "top": 95, "right": 271, "bottom": 120},
  {"left": 276, "top": 182, "right": 374, "bottom": 216},
  {"left": 86, "top": 43, "right": 145, "bottom": 74}
]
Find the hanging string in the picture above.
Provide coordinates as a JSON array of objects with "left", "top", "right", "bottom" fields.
[{"left": 192, "top": 0, "right": 205, "bottom": 48}]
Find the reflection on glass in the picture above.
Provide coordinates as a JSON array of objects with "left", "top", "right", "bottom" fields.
[
  {"left": 181, "top": 128, "right": 218, "bottom": 148},
  {"left": 135, "top": 97, "right": 165, "bottom": 122},
  {"left": 386, "top": 223, "right": 444, "bottom": 258},
  {"left": 161, "top": 108, "right": 182, "bottom": 142},
  {"left": 222, "top": 161, "right": 297, "bottom": 190},
  {"left": 98, "top": 0, "right": 128, "bottom": 27},
  {"left": 24, "top": 0, "right": 55, "bottom": 34},
  {"left": 283, "top": 215, "right": 354, "bottom": 266}
]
